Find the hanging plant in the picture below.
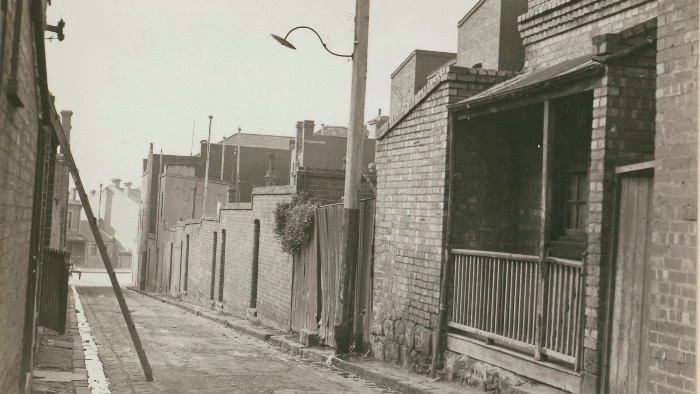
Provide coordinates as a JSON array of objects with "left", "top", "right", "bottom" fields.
[{"left": 273, "top": 192, "right": 319, "bottom": 255}]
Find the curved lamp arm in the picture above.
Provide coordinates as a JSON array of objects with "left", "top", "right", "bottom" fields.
[{"left": 271, "top": 26, "right": 354, "bottom": 58}]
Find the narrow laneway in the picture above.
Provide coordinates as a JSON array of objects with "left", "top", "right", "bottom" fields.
[{"left": 76, "top": 287, "right": 393, "bottom": 393}]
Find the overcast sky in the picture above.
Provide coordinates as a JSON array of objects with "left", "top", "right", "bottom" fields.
[{"left": 46, "top": 1, "right": 477, "bottom": 190}]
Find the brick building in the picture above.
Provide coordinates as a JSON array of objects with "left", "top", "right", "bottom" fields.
[
  {"left": 371, "top": 0, "right": 696, "bottom": 393},
  {"left": 147, "top": 118, "right": 378, "bottom": 332},
  {"left": 136, "top": 133, "right": 293, "bottom": 289},
  {"left": 0, "top": 1, "right": 72, "bottom": 392}
]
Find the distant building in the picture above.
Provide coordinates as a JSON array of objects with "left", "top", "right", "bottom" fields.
[
  {"left": 290, "top": 120, "right": 376, "bottom": 190},
  {"left": 66, "top": 179, "right": 140, "bottom": 271},
  {"left": 136, "top": 133, "right": 293, "bottom": 290}
]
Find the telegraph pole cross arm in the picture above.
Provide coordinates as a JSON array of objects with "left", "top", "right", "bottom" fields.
[{"left": 50, "top": 113, "right": 154, "bottom": 382}]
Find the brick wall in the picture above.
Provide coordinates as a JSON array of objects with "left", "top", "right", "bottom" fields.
[
  {"left": 372, "top": 64, "right": 513, "bottom": 371},
  {"left": 457, "top": 0, "right": 502, "bottom": 69},
  {"left": 0, "top": 0, "right": 43, "bottom": 392},
  {"left": 295, "top": 168, "right": 376, "bottom": 205},
  {"left": 452, "top": 106, "right": 542, "bottom": 254},
  {"left": 582, "top": 25, "right": 658, "bottom": 388},
  {"left": 518, "top": 0, "right": 657, "bottom": 71},
  {"left": 647, "top": 0, "right": 698, "bottom": 392},
  {"left": 156, "top": 187, "right": 295, "bottom": 330},
  {"left": 391, "top": 51, "right": 457, "bottom": 116}
]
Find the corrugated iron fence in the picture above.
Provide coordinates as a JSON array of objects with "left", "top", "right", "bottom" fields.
[
  {"left": 37, "top": 248, "right": 70, "bottom": 334},
  {"left": 291, "top": 199, "right": 375, "bottom": 350}
]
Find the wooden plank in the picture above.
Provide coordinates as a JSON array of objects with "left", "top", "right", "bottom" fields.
[
  {"left": 545, "top": 256, "right": 583, "bottom": 268},
  {"left": 452, "top": 249, "right": 540, "bottom": 262},
  {"left": 614, "top": 161, "right": 655, "bottom": 174},
  {"left": 447, "top": 334, "right": 582, "bottom": 394},
  {"left": 447, "top": 322, "right": 537, "bottom": 352}
]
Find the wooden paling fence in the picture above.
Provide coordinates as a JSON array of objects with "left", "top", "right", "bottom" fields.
[
  {"left": 37, "top": 248, "right": 70, "bottom": 334},
  {"left": 317, "top": 203, "right": 344, "bottom": 347},
  {"left": 449, "top": 249, "right": 585, "bottom": 370},
  {"left": 291, "top": 200, "right": 376, "bottom": 350}
]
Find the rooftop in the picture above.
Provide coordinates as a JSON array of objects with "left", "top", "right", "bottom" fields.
[{"left": 220, "top": 132, "right": 293, "bottom": 150}]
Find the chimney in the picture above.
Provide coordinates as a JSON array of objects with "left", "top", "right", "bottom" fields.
[
  {"left": 89, "top": 190, "right": 96, "bottom": 196},
  {"left": 200, "top": 140, "right": 208, "bottom": 158},
  {"left": 60, "top": 110, "right": 73, "bottom": 140},
  {"left": 123, "top": 182, "right": 132, "bottom": 195},
  {"left": 71, "top": 187, "right": 77, "bottom": 201},
  {"left": 264, "top": 152, "right": 280, "bottom": 187},
  {"left": 367, "top": 112, "right": 389, "bottom": 139},
  {"left": 111, "top": 178, "right": 121, "bottom": 189},
  {"left": 303, "top": 120, "right": 315, "bottom": 139}
]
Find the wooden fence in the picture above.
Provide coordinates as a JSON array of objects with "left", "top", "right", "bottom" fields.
[
  {"left": 37, "top": 248, "right": 70, "bottom": 334},
  {"left": 290, "top": 200, "right": 376, "bottom": 350},
  {"left": 449, "top": 249, "right": 585, "bottom": 370}
]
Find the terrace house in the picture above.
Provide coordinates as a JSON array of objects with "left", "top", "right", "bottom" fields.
[{"left": 371, "top": 0, "right": 696, "bottom": 392}]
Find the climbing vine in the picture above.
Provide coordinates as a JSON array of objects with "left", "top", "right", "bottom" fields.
[{"left": 273, "top": 193, "right": 319, "bottom": 255}]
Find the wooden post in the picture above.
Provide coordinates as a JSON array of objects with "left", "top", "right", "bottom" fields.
[
  {"left": 335, "top": 0, "right": 370, "bottom": 354},
  {"left": 51, "top": 115, "right": 154, "bottom": 381},
  {"left": 535, "top": 100, "right": 554, "bottom": 361}
]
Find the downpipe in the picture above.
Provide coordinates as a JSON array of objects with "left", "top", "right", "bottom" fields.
[{"left": 431, "top": 112, "right": 456, "bottom": 378}]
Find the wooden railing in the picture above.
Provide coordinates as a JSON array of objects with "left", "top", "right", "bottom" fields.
[{"left": 449, "top": 249, "right": 585, "bottom": 370}]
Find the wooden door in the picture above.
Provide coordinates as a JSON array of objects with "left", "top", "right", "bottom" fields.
[{"left": 607, "top": 172, "right": 653, "bottom": 393}]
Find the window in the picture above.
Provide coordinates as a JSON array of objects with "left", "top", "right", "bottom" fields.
[
  {"left": 563, "top": 171, "right": 588, "bottom": 231},
  {"left": 90, "top": 244, "right": 97, "bottom": 256},
  {"left": 67, "top": 211, "right": 73, "bottom": 229}
]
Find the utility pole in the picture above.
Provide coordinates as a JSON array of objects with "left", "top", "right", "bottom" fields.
[
  {"left": 202, "top": 115, "right": 213, "bottom": 216},
  {"left": 236, "top": 127, "right": 241, "bottom": 203},
  {"left": 335, "top": 0, "right": 369, "bottom": 354}
]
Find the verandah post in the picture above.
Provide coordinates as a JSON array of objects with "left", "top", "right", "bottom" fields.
[{"left": 535, "top": 100, "right": 555, "bottom": 361}]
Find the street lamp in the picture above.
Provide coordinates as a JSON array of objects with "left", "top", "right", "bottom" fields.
[
  {"left": 271, "top": 26, "right": 354, "bottom": 58},
  {"left": 271, "top": 0, "right": 370, "bottom": 355}
]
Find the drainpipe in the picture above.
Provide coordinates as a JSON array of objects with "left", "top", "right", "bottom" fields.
[{"left": 431, "top": 111, "right": 456, "bottom": 378}]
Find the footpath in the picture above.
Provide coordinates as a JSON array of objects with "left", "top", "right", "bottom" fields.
[
  {"left": 130, "top": 287, "right": 480, "bottom": 394},
  {"left": 31, "top": 289, "right": 90, "bottom": 394}
]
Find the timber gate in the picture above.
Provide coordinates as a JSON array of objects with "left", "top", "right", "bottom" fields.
[
  {"left": 291, "top": 199, "right": 375, "bottom": 350},
  {"left": 37, "top": 249, "right": 70, "bottom": 334}
]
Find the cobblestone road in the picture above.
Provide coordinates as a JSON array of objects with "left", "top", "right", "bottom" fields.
[{"left": 77, "top": 287, "right": 394, "bottom": 393}]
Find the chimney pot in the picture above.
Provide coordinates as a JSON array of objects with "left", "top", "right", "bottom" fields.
[
  {"left": 60, "top": 110, "right": 73, "bottom": 140},
  {"left": 303, "top": 120, "right": 315, "bottom": 139},
  {"left": 123, "top": 182, "right": 132, "bottom": 195},
  {"left": 111, "top": 178, "right": 121, "bottom": 189}
]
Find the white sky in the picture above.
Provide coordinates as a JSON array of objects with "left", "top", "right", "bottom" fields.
[{"left": 46, "top": 1, "right": 477, "bottom": 190}]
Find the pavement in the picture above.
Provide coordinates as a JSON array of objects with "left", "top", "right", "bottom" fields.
[
  {"left": 129, "top": 288, "right": 480, "bottom": 394},
  {"left": 32, "top": 289, "right": 90, "bottom": 394}
]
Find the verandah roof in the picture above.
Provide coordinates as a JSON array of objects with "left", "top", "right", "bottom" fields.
[{"left": 448, "top": 55, "right": 604, "bottom": 115}]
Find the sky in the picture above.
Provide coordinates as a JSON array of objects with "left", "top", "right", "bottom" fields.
[{"left": 45, "top": 1, "right": 477, "bottom": 190}]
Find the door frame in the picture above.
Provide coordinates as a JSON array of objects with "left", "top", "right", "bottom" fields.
[{"left": 601, "top": 160, "right": 654, "bottom": 393}]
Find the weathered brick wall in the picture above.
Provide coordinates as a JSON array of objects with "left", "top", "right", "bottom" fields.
[
  {"left": 518, "top": 0, "right": 657, "bottom": 71},
  {"left": 156, "top": 187, "right": 295, "bottom": 330},
  {"left": 647, "top": 0, "right": 697, "bottom": 392},
  {"left": 457, "top": 0, "right": 502, "bottom": 69},
  {"left": 452, "top": 108, "right": 542, "bottom": 254},
  {"left": 583, "top": 24, "right": 657, "bottom": 387},
  {"left": 295, "top": 168, "right": 376, "bottom": 205},
  {"left": 0, "top": 0, "right": 45, "bottom": 391},
  {"left": 372, "top": 64, "right": 513, "bottom": 372}
]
